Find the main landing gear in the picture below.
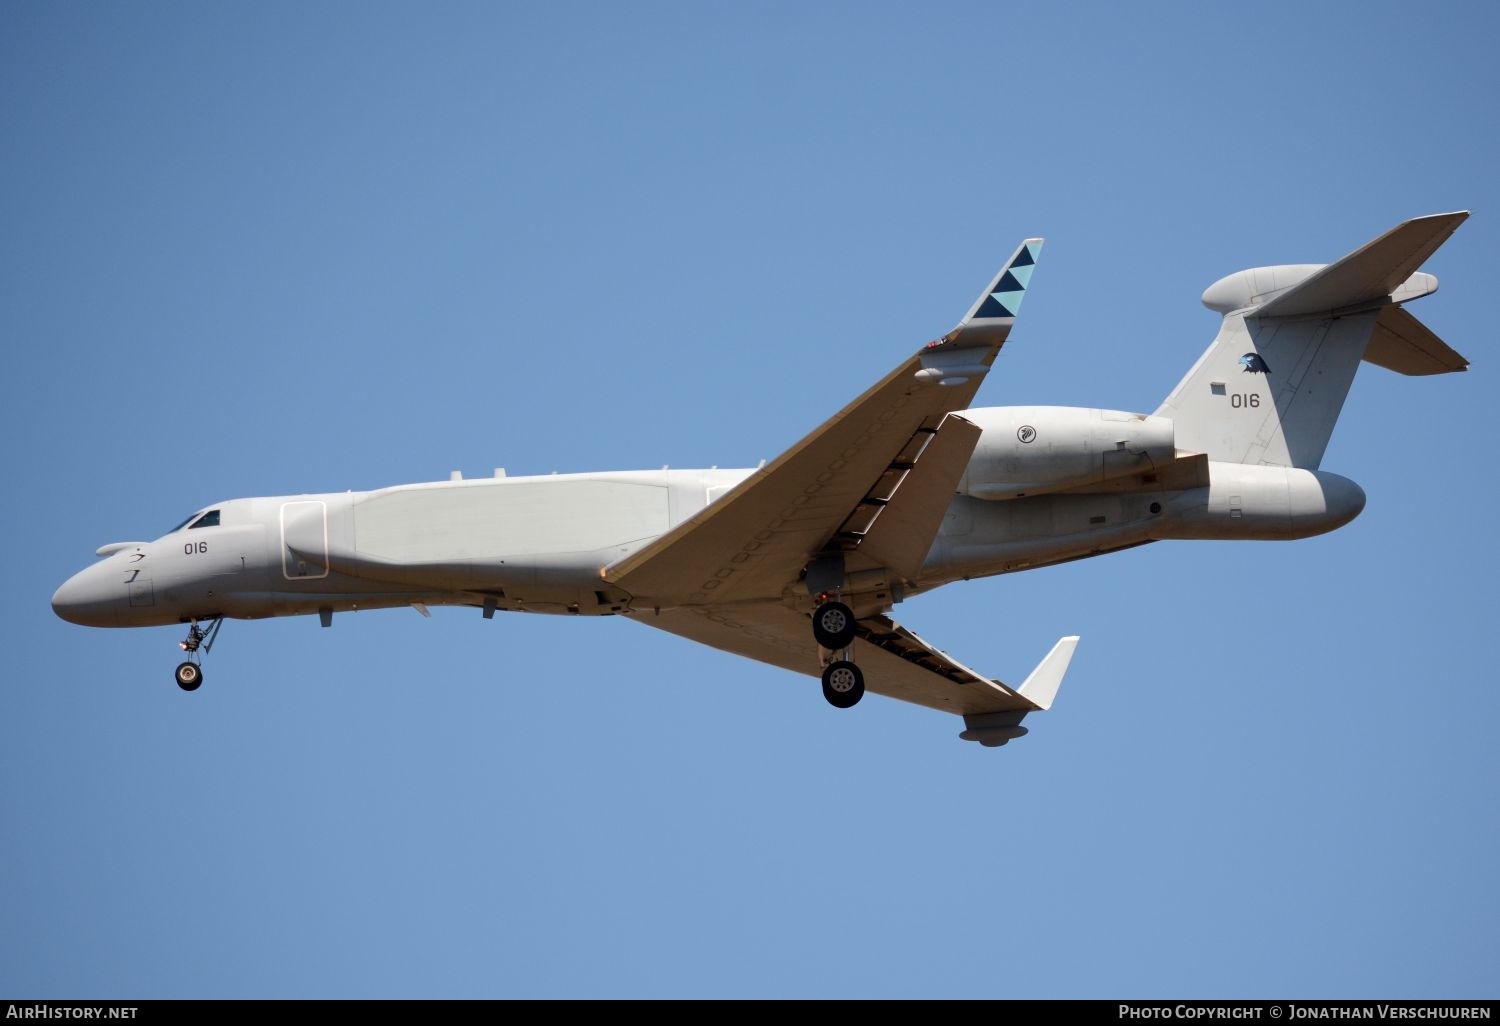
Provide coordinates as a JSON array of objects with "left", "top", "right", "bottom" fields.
[
  {"left": 811, "top": 601, "right": 857, "bottom": 650},
  {"left": 175, "top": 617, "right": 223, "bottom": 692},
  {"left": 821, "top": 659, "right": 864, "bottom": 709},
  {"left": 813, "top": 600, "right": 865, "bottom": 709}
]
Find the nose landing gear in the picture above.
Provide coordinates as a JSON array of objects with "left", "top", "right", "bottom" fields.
[
  {"left": 175, "top": 617, "right": 223, "bottom": 692},
  {"left": 174, "top": 661, "right": 203, "bottom": 691}
]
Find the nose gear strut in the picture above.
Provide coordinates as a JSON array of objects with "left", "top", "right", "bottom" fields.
[{"left": 175, "top": 617, "right": 223, "bottom": 692}]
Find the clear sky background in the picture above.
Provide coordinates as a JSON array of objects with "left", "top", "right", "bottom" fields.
[{"left": 4, "top": 0, "right": 1497, "bottom": 1000}]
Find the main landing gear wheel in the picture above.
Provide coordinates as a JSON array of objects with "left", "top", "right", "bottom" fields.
[
  {"left": 821, "top": 660, "right": 864, "bottom": 709},
  {"left": 812, "top": 601, "right": 857, "bottom": 650},
  {"left": 175, "top": 661, "right": 203, "bottom": 692}
]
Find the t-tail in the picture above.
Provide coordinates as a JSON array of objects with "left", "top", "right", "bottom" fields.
[{"left": 1155, "top": 211, "right": 1469, "bottom": 469}]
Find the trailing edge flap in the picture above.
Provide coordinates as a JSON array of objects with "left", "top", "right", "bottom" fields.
[
  {"left": 623, "top": 601, "right": 1075, "bottom": 720},
  {"left": 603, "top": 239, "right": 1041, "bottom": 608},
  {"left": 853, "top": 616, "right": 1075, "bottom": 715},
  {"left": 1364, "top": 304, "right": 1468, "bottom": 376},
  {"left": 856, "top": 413, "right": 982, "bottom": 580},
  {"left": 1256, "top": 211, "right": 1468, "bottom": 318}
]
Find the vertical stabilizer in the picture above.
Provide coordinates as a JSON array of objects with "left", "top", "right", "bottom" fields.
[{"left": 1156, "top": 213, "right": 1468, "bottom": 468}]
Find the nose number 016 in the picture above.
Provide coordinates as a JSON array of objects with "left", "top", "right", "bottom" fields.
[{"left": 185, "top": 541, "right": 208, "bottom": 555}]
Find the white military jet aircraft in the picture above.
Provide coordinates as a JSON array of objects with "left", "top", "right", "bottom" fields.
[{"left": 53, "top": 212, "right": 1469, "bottom": 746}]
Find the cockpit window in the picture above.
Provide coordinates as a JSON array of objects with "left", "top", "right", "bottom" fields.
[
  {"left": 167, "top": 509, "right": 221, "bottom": 534},
  {"left": 168, "top": 512, "right": 202, "bottom": 534}
]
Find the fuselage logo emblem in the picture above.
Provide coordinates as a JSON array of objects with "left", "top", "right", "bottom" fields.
[{"left": 1239, "top": 353, "right": 1272, "bottom": 374}]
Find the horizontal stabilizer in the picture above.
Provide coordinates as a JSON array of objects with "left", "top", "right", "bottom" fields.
[
  {"left": 1364, "top": 305, "right": 1469, "bottom": 376},
  {"left": 1257, "top": 211, "right": 1468, "bottom": 317}
]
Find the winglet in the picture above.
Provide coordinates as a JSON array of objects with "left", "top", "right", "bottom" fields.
[
  {"left": 1015, "top": 634, "right": 1079, "bottom": 712},
  {"left": 957, "top": 635, "right": 1079, "bottom": 748},
  {"left": 960, "top": 237, "right": 1045, "bottom": 326},
  {"left": 916, "top": 237, "right": 1044, "bottom": 385}
]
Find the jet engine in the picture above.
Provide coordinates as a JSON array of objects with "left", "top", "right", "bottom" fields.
[{"left": 957, "top": 406, "right": 1176, "bottom": 499}]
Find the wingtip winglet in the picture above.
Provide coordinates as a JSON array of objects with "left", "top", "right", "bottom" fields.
[
  {"left": 1015, "top": 634, "right": 1080, "bottom": 712},
  {"left": 959, "top": 237, "right": 1045, "bottom": 326},
  {"left": 957, "top": 634, "right": 1079, "bottom": 748}
]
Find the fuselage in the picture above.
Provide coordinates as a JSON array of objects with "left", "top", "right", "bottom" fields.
[{"left": 52, "top": 407, "right": 1366, "bottom": 631}]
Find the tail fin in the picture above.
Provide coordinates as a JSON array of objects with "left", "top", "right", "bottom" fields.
[{"left": 1155, "top": 212, "right": 1468, "bottom": 468}]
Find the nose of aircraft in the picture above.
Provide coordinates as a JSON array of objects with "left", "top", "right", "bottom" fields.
[{"left": 52, "top": 561, "right": 123, "bottom": 627}]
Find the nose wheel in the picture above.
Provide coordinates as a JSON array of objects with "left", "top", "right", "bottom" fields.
[
  {"left": 175, "top": 617, "right": 223, "bottom": 691},
  {"left": 175, "top": 661, "right": 203, "bottom": 691}
]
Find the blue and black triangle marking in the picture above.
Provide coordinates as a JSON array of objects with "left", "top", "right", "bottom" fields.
[
  {"left": 973, "top": 293, "right": 1017, "bottom": 318},
  {"left": 973, "top": 240, "right": 1042, "bottom": 320}
]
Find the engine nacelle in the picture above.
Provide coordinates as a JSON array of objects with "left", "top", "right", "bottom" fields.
[{"left": 958, "top": 406, "right": 1176, "bottom": 500}]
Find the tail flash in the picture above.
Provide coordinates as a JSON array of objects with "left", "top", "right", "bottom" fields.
[{"left": 1156, "top": 212, "right": 1469, "bottom": 469}]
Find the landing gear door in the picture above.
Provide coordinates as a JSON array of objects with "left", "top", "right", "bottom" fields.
[{"left": 281, "top": 501, "right": 329, "bottom": 580}]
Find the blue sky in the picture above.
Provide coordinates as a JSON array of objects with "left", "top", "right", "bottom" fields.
[{"left": 4, "top": 0, "right": 1497, "bottom": 999}]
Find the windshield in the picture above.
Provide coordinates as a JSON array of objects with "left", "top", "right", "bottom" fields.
[
  {"left": 165, "top": 508, "right": 220, "bottom": 534},
  {"left": 167, "top": 512, "right": 202, "bottom": 534}
]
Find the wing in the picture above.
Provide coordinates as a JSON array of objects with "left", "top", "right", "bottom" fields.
[
  {"left": 603, "top": 238, "right": 1044, "bottom": 608},
  {"left": 625, "top": 601, "right": 1078, "bottom": 747},
  {"left": 604, "top": 237, "right": 1077, "bottom": 745}
]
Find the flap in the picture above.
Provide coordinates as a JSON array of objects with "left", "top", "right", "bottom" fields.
[
  {"left": 625, "top": 601, "right": 1063, "bottom": 719},
  {"left": 855, "top": 413, "right": 982, "bottom": 581}
]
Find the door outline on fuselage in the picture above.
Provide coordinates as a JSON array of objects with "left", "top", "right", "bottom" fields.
[{"left": 280, "top": 500, "right": 330, "bottom": 581}]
